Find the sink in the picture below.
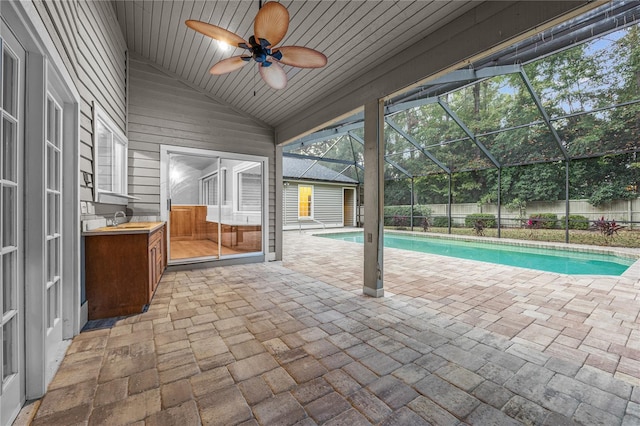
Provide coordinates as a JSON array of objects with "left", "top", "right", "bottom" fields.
[{"left": 115, "top": 224, "right": 148, "bottom": 229}]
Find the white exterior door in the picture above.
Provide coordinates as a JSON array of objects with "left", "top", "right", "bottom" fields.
[
  {"left": 44, "top": 93, "right": 63, "bottom": 371},
  {"left": 0, "top": 26, "right": 25, "bottom": 426}
]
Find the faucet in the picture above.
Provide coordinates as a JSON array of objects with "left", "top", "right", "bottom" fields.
[{"left": 113, "top": 211, "right": 126, "bottom": 226}]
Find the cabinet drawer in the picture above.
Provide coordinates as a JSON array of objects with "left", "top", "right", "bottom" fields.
[{"left": 149, "top": 228, "right": 163, "bottom": 246}]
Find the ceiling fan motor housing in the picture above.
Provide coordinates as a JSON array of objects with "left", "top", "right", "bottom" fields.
[{"left": 240, "top": 36, "right": 283, "bottom": 66}]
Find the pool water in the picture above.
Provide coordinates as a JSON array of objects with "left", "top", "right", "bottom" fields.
[{"left": 317, "top": 231, "right": 635, "bottom": 276}]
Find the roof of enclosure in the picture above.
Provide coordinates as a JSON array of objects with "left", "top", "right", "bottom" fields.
[
  {"left": 283, "top": 2, "right": 640, "bottom": 182},
  {"left": 283, "top": 157, "right": 358, "bottom": 184}
]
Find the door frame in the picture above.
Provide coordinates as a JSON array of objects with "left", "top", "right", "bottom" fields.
[{"left": 160, "top": 145, "right": 269, "bottom": 265}]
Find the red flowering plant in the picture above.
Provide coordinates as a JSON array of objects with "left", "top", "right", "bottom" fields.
[{"left": 591, "top": 216, "right": 625, "bottom": 243}]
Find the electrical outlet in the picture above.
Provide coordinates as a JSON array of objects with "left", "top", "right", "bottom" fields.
[{"left": 80, "top": 202, "right": 88, "bottom": 214}]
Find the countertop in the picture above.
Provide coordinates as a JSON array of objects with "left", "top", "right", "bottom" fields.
[{"left": 82, "top": 221, "right": 165, "bottom": 236}]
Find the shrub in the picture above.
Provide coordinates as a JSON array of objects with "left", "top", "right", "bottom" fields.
[
  {"left": 432, "top": 216, "right": 449, "bottom": 227},
  {"left": 383, "top": 205, "right": 432, "bottom": 227},
  {"left": 560, "top": 215, "right": 589, "bottom": 230},
  {"left": 529, "top": 213, "right": 558, "bottom": 229},
  {"left": 391, "top": 215, "right": 409, "bottom": 227},
  {"left": 465, "top": 214, "right": 496, "bottom": 228}
]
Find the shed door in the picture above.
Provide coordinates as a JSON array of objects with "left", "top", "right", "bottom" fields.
[{"left": 343, "top": 188, "right": 355, "bottom": 227}]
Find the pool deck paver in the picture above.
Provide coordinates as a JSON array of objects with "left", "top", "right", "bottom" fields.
[{"left": 25, "top": 230, "right": 640, "bottom": 425}]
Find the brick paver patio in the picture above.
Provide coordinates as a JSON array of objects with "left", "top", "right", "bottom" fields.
[{"left": 27, "top": 231, "right": 640, "bottom": 425}]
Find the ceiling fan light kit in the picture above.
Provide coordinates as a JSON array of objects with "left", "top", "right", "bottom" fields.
[{"left": 186, "top": 1, "right": 327, "bottom": 90}]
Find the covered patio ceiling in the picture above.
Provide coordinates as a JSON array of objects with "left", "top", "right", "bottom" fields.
[
  {"left": 283, "top": 2, "right": 640, "bottom": 183},
  {"left": 113, "top": 1, "right": 595, "bottom": 142}
]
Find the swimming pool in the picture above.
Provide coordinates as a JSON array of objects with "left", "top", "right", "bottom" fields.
[{"left": 317, "top": 231, "right": 636, "bottom": 276}]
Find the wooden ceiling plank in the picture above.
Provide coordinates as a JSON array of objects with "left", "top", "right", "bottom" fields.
[
  {"left": 147, "top": 0, "right": 164, "bottom": 63},
  {"left": 133, "top": 1, "right": 144, "bottom": 57},
  {"left": 181, "top": 0, "right": 219, "bottom": 82},
  {"left": 206, "top": 2, "right": 259, "bottom": 100},
  {"left": 155, "top": 0, "right": 175, "bottom": 69},
  {"left": 175, "top": 1, "right": 210, "bottom": 77},
  {"left": 169, "top": 1, "right": 202, "bottom": 74},
  {"left": 200, "top": 1, "right": 248, "bottom": 93},
  {"left": 161, "top": 0, "right": 189, "bottom": 70}
]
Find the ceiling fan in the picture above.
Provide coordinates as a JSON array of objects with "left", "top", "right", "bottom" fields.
[{"left": 186, "top": 1, "right": 327, "bottom": 90}]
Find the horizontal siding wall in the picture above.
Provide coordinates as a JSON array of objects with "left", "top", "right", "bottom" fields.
[
  {"left": 33, "top": 0, "right": 127, "bottom": 206},
  {"left": 314, "top": 186, "right": 343, "bottom": 225},
  {"left": 128, "top": 56, "right": 276, "bottom": 252}
]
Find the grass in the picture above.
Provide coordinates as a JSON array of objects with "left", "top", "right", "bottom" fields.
[{"left": 386, "top": 226, "right": 640, "bottom": 248}]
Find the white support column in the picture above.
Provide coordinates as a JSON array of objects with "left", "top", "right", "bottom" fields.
[
  {"left": 363, "top": 99, "right": 385, "bottom": 297},
  {"left": 275, "top": 144, "right": 283, "bottom": 260}
]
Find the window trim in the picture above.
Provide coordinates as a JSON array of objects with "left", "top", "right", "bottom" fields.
[
  {"left": 92, "top": 103, "right": 133, "bottom": 203},
  {"left": 297, "top": 184, "right": 314, "bottom": 219}
]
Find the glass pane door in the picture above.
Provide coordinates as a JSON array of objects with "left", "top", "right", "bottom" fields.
[
  {"left": 44, "top": 94, "right": 63, "bottom": 372},
  {"left": 168, "top": 153, "right": 220, "bottom": 261},
  {"left": 219, "top": 158, "right": 263, "bottom": 257}
]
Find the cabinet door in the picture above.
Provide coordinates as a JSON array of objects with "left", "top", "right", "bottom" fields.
[
  {"left": 156, "top": 228, "right": 164, "bottom": 288},
  {"left": 148, "top": 245, "right": 156, "bottom": 298},
  {"left": 170, "top": 206, "right": 195, "bottom": 241}
]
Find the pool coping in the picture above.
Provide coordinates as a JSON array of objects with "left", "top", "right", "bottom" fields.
[{"left": 309, "top": 228, "right": 640, "bottom": 281}]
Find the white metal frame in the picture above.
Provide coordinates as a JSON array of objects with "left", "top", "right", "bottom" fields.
[{"left": 160, "top": 145, "right": 269, "bottom": 265}]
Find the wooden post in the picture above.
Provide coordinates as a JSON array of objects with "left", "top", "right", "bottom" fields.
[{"left": 363, "top": 99, "right": 384, "bottom": 298}]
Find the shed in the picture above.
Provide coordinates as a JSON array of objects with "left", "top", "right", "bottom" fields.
[{"left": 283, "top": 158, "right": 359, "bottom": 230}]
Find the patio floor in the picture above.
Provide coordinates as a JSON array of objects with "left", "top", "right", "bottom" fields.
[{"left": 27, "top": 231, "right": 640, "bottom": 425}]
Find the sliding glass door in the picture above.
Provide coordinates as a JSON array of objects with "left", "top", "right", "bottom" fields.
[{"left": 164, "top": 148, "right": 265, "bottom": 263}]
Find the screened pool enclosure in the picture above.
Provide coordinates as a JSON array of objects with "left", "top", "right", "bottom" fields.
[{"left": 283, "top": 2, "right": 640, "bottom": 242}]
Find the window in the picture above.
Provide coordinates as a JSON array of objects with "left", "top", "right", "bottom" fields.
[
  {"left": 298, "top": 185, "right": 313, "bottom": 218},
  {"left": 93, "top": 103, "right": 129, "bottom": 202},
  {"left": 201, "top": 169, "right": 225, "bottom": 205},
  {"left": 234, "top": 162, "right": 262, "bottom": 212}
]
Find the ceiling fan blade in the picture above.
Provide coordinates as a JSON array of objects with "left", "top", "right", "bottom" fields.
[
  {"left": 259, "top": 62, "right": 287, "bottom": 90},
  {"left": 185, "top": 20, "right": 246, "bottom": 47},
  {"left": 274, "top": 46, "right": 327, "bottom": 68},
  {"left": 210, "top": 56, "right": 249, "bottom": 75},
  {"left": 254, "top": 2, "right": 289, "bottom": 47}
]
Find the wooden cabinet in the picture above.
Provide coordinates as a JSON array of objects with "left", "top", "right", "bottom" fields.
[
  {"left": 169, "top": 206, "right": 195, "bottom": 241},
  {"left": 84, "top": 223, "right": 166, "bottom": 320},
  {"left": 169, "top": 205, "right": 209, "bottom": 241}
]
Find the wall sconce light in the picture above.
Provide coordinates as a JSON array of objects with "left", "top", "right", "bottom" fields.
[{"left": 83, "top": 171, "right": 93, "bottom": 188}]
